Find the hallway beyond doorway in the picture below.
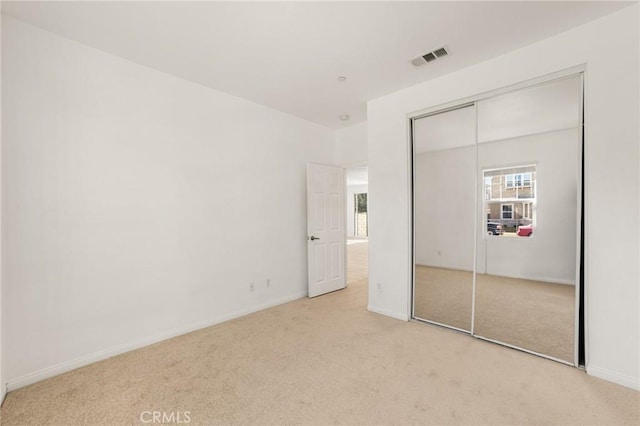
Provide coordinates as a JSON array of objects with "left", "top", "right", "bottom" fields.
[{"left": 347, "top": 238, "right": 368, "bottom": 285}]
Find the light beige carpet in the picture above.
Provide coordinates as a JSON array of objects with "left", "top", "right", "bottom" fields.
[
  {"left": 347, "top": 238, "right": 368, "bottom": 283},
  {"left": 1, "top": 242, "right": 638, "bottom": 425},
  {"left": 414, "top": 266, "right": 473, "bottom": 331},
  {"left": 414, "top": 266, "right": 575, "bottom": 362},
  {"left": 475, "top": 272, "right": 575, "bottom": 362}
]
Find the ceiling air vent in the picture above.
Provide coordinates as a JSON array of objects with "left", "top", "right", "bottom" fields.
[
  {"left": 433, "top": 47, "right": 448, "bottom": 58},
  {"left": 422, "top": 52, "right": 437, "bottom": 62},
  {"left": 411, "top": 46, "right": 449, "bottom": 67}
]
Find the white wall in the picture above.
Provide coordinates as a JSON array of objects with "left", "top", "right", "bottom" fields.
[
  {"left": 336, "top": 122, "right": 367, "bottom": 167},
  {"left": 478, "top": 129, "right": 580, "bottom": 284},
  {"left": 1, "top": 16, "right": 337, "bottom": 390},
  {"left": 346, "top": 184, "right": 368, "bottom": 237},
  {"left": 414, "top": 147, "right": 475, "bottom": 271},
  {"left": 368, "top": 5, "right": 639, "bottom": 389}
]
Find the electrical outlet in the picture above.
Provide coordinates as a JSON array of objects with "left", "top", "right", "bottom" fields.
[
  {"left": 266, "top": 279, "right": 271, "bottom": 288},
  {"left": 377, "top": 283, "right": 383, "bottom": 292},
  {"left": 249, "top": 282, "right": 255, "bottom": 292}
]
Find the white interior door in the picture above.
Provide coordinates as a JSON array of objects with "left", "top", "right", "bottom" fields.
[{"left": 307, "top": 163, "right": 346, "bottom": 297}]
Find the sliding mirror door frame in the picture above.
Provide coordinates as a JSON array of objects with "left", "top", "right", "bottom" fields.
[
  {"left": 410, "top": 66, "right": 585, "bottom": 367},
  {"left": 411, "top": 103, "right": 476, "bottom": 332}
]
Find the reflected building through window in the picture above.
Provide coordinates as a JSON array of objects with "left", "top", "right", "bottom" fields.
[{"left": 484, "top": 165, "right": 536, "bottom": 236}]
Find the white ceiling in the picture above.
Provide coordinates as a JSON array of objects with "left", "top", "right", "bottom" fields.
[
  {"left": 477, "top": 75, "right": 582, "bottom": 143},
  {"left": 2, "top": 1, "right": 631, "bottom": 129},
  {"left": 414, "top": 105, "right": 476, "bottom": 154},
  {"left": 414, "top": 75, "right": 582, "bottom": 153}
]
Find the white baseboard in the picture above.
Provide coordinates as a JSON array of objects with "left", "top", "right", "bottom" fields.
[
  {"left": 587, "top": 364, "right": 640, "bottom": 390},
  {"left": 415, "top": 263, "right": 473, "bottom": 273},
  {"left": 367, "top": 305, "right": 409, "bottom": 321},
  {"left": 1, "top": 384, "right": 6, "bottom": 406},
  {"left": 486, "top": 272, "right": 575, "bottom": 286},
  {"left": 416, "top": 263, "right": 574, "bottom": 285},
  {"left": 6, "top": 291, "right": 307, "bottom": 392}
]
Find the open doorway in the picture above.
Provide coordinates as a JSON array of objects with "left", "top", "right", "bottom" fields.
[
  {"left": 346, "top": 166, "right": 368, "bottom": 285},
  {"left": 354, "top": 193, "right": 368, "bottom": 237}
]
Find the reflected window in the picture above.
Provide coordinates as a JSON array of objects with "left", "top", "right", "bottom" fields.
[
  {"left": 354, "top": 193, "right": 368, "bottom": 237},
  {"left": 505, "top": 173, "right": 532, "bottom": 189},
  {"left": 501, "top": 204, "right": 514, "bottom": 220},
  {"left": 484, "top": 165, "right": 536, "bottom": 236}
]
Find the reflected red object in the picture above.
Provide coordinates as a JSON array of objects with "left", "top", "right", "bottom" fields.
[{"left": 517, "top": 224, "right": 533, "bottom": 237}]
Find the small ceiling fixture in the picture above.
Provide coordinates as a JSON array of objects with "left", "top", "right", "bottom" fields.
[
  {"left": 337, "top": 76, "right": 347, "bottom": 82},
  {"left": 411, "top": 46, "right": 449, "bottom": 67},
  {"left": 339, "top": 114, "right": 350, "bottom": 121}
]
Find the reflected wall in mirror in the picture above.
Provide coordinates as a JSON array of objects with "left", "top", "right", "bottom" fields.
[
  {"left": 474, "top": 76, "right": 581, "bottom": 363},
  {"left": 413, "top": 105, "right": 475, "bottom": 331}
]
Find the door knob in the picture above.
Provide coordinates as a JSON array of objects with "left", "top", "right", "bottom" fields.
[{"left": 309, "top": 236, "right": 320, "bottom": 241}]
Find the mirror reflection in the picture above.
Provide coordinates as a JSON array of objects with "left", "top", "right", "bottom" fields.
[
  {"left": 412, "top": 75, "right": 582, "bottom": 364},
  {"left": 413, "top": 105, "right": 475, "bottom": 331},
  {"left": 474, "top": 76, "right": 581, "bottom": 363}
]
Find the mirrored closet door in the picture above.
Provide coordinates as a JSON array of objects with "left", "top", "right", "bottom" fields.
[
  {"left": 412, "top": 105, "right": 476, "bottom": 332},
  {"left": 412, "top": 73, "right": 583, "bottom": 365},
  {"left": 474, "top": 76, "right": 582, "bottom": 363}
]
